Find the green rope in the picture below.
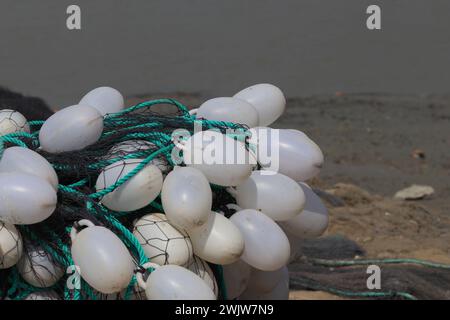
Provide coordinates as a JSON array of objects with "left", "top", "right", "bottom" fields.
[
  {"left": 102, "top": 98, "right": 190, "bottom": 120},
  {"left": 28, "top": 120, "right": 45, "bottom": 126},
  {"left": 214, "top": 265, "right": 228, "bottom": 300},
  {"left": 0, "top": 136, "right": 28, "bottom": 151},
  {"left": 308, "top": 257, "right": 450, "bottom": 270},
  {"left": 68, "top": 178, "right": 89, "bottom": 188},
  {"left": 290, "top": 278, "right": 417, "bottom": 300},
  {"left": 124, "top": 275, "right": 138, "bottom": 300},
  {"left": 105, "top": 214, "right": 149, "bottom": 267}
]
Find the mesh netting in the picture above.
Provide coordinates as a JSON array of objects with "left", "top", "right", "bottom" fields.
[
  {"left": 0, "top": 98, "right": 248, "bottom": 300},
  {"left": 133, "top": 213, "right": 193, "bottom": 266}
]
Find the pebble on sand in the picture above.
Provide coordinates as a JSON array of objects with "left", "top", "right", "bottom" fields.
[{"left": 394, "top": 185, "right": 435, "bottom": 200}]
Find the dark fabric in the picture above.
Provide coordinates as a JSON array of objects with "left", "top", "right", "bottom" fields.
[{"left": 0, "top": 87, "right": 54, "bottom": 120}]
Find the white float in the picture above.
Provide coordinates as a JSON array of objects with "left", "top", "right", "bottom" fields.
[
  {"left": 136, "top": 263, "right": 216, "bottom": 300},
  {"left": 0, "top": 221, "right": 23, "bottom": 269},
  {"left": 279, "top": 182, "right": 329, "bottom": 238},
  {"left": 245, "top": 266, "right": 288, "bottom": 294},
  {"left": 230, "top": 209, "right": 290, "bottom": 271},
  {"left": 186, "top": 255, "right": 219, "bottom": 298},
  {"left": 106, "top": 140, "right": 153, "bottom": 160},
  {"left": 280, "top": 225, "right": 303, "bottom": 263},
  {"left": 233, "top": 83, "right": 286, "bottom": 126},
  {"left": 71, "top": 220, "right": 135, "bottom": 294},
  {"left": 133, "top": 213, "right": 193, "bottom": 266},
  {"left": 0, "top": 109, "right": 30, "bottom": 136},
  {"left": 239, "top": 265, "right": 289, "bottom": 300},
  {"left": 0, "top": 146, "right": 59, "bottom": 190},
  {"left": 222, "top": 259, "right": 252, "bottom": 299},
  {"left": 161, "top": 167, "right": 212, "bottom": 230},
  {"left": 249, "top": 127, "right": 324, "bottom": 181},
  {"left": 107, "top": 140, "right": 169, "bottom": 173},
  {"left": 39, "top": 104, "right": 103, "bottom": 153},
  {"left": 24, "top": 290, "right": 60, "bottom": 300},
  {"left": 96, "top": 159, "right": 163, "bottom": 212},
  {"left": 233, "top": 171, "right": 305, "bottom": 221},
  {"left": 181, "top": 130, "right": 253, "bottom": 187},
  {"left": 18, "top": 246, "right": 64, "bottom": 288},
  {"left": 0, "top": 172, "right": 57, "bottom": 225},
  {"left": 79, "top": 86, "right": 125, "bottom": 116},
  {"left": 188, "top": 212, "right": 244, "bottom": 265},
  {"left": 194, "top": 97, "right": 259, "bottom": 128}
]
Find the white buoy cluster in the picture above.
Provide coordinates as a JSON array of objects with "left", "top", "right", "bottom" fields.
[{"left": 0, "top": 84, "right": 329, "bottom": 300}]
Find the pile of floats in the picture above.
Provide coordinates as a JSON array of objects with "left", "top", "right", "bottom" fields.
[{"left": 0, "top": 84, "right": 328, "bottom": 300}]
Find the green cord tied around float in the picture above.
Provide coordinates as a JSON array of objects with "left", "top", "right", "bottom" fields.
[{"left": 0, "top": 98, "right": 243, "bottom": 300}]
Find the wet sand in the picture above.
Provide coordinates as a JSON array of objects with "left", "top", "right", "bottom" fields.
[{"left": 278, "top": 93, "right": 450, "bottom": 216}]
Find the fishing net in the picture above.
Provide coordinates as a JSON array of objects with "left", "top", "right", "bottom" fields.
[
  {"left": 289, "top": 235, "right": 450, "bottom": 300},
  {"left": 0, "top": 98, "right": 249, "bottom": 300},
  {"left": 0, "top": 222, "right": 23, "bottom": 270}
]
